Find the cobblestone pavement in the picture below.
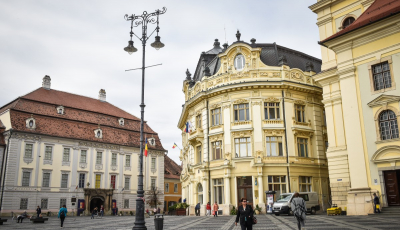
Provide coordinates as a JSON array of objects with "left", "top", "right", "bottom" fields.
[{"left": 1, "top": 213, "right": 400, "bottom": 229}]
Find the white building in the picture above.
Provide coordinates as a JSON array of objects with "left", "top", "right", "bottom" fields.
[{"left": 0, "top": 76, "right": 166, "bottom": 216}]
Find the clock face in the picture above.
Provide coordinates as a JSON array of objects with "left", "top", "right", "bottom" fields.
[{"left": 148, "top": 138, "right": 156, "bottom": 146}]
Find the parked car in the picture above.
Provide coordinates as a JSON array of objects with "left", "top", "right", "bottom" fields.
[{"left": 272, "top": 192, "right": 320, "bottom": 216}]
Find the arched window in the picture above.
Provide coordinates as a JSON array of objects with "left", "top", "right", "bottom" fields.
[
  {"left": 198, "top": 184, "right": 203, "bottom": 204},
  {"left": 379, "top": 110, "right": 399, "bottom": 140},
  {"left": 342, "top": 17, "right": 355, "bottom": 29},
  {"left": 234, "top": 54, "right": 245, "bottom": 71}
]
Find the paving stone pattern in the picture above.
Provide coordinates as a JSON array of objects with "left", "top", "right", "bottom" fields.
[{"left": 1, "top": 213, "right": 400, "bottom": 229}]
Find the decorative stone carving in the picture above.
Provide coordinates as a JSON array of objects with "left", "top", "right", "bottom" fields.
[
  {"left": 231, "top": 71, "right": 250, "bottom": 79},
  {"left": 260, "top": 72, "right": 269, "bottom": 77},
  {"left": 62, "top": 161, "right": 70, "bottom": 166},
  {"left": 216, "top": 78, "right": 222, "bottom": 84},
  {"left": 293, "top": 130, "right": 314, "bottom": 137},
  {"left": 124, "top": 166, "right": 131, "bottom": 171},
  {"left": 210, "top": 134, "right": 223, "bottom": 142},
  {"left": 273, "top": 72, "right": 280, "bottom": 77},
  {"left": 294, "top": 100, "right": 306, "bottom": 105},
  {"left": 264, "top": 97, "right": 280, "bottom": 102},
  {"left": 291, "top": 72, "right": 304, "bottom": 81},
  {"left": 223, "top": 105, "right": 231, "bottom": 109},
  {"left": 210, "top": 103, "right": 221, "bottom": 109},
  {"left": 264, "top": 129, "right": 284, "bottom": 136},
  {"left": 233, "top": 99, "right": 248, "bottom": 104},
  {"left": 111, "top": 165, "right": 117, "bottom": 171},
  {"left": 194, "top": 84, "right": 201, "bottom": 93},
  {"left": 95, "top": 164, "right": 103, "bottom": 170},
  {"left": 13, "top": 133, "right": 41, "bottom": 142},
  {"left": 79, "top": 142, "right": 120, "bottom": 151},
  {"left": 43, "top": 159, "right": 53, "bottom": 165},
  {"left": 23, "top": 157, "right": 33, "bottom": 164},
  {"left": 252, "top": 102, "right": 261, "bottom": 106},
  {"left": 80, "top": 163, "right": 87, "bottom": 169},
  {"left": 208, "top": 81, "right": 214, "bottom": 87},
  {"left": 231, "top": 130, "right": 252, "bottom": 137}
]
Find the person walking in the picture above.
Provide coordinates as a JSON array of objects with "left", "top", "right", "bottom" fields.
[
  {"left": 58, "top": 204, "right": 68, "bottom": 228},
  {"left": 91, "top": 207, "right": 98, "bottom": 219},
  {"left": 17, "top": 211, "right": 28, "bottom": 223},
  {"left": 36, "top": 206, "right": 41, "bottom": 218},
  {"left": 373, "top": 193, "right": 381, "bottom": 214},
  {"left": 213, "top": 201, "right": 219, "bottom": 217},
  {"left": 100, "top": 205, "right": 104, "bottom": 217},
  {"left": 195, "top": 202, "right": 201, "bottom": 216},
  {"left": 235, "top": 197, "right": 254, "bottom": 230},
  {"left": 291, "top": 192, "right": 306, "bottom": 230},
  {"left": 206, "top": 202, "right": 211, "bottom": 216},
  {"left": 157, "top": 207, "right": 161, "bottom": 214}
]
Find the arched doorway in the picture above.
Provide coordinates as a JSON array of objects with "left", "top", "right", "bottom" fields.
[{"left": 90, "top": 196, "right": 104, "bottom": 212}]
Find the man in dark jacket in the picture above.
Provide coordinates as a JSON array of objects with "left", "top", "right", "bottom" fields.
[
  {"left": 195, "top": 202, "right": 201, "bottom": 216},
  {"left": 373, "top": 193, "right": 380, "bottom": 213},
  {"left": 36, "top": 206, "right": 41, "bottom": 218},
  {"left": 235, "top": 198, "right": 254, "bottom": 230}
]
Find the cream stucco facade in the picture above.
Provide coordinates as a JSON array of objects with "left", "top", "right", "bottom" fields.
[
  {"left": 310, "top": 0, "right": 400, "bottom": 215},
  {"left": 178, "top": 38, "right": 329, "bottom": 215}
]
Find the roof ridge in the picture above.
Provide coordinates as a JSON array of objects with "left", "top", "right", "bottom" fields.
[{"left": 27, "top": 88, "right": 140, "bottom": 121}]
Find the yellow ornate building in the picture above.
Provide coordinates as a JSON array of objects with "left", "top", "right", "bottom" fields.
[
  {"left": 178, "top": 34, "right": 330, "bottom": 215},
  {"left": 310, "top": 0, "right": 400, "bottom": 215}
]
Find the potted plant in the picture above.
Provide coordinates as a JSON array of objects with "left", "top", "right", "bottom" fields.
[
  {"left": 230, "top": 206, "right": 237, "bottom": 215},
  {"left": 176, "top": 203, "right": 188, "bottom": 216},
  {"left": 254, "top": 204, "right": 262, "bottom": 215}
]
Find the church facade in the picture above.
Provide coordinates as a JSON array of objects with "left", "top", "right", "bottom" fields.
[
  {"left": 310, "top": 0, "right": 400, "bottom": 215},
  {"left": 0, "top": 76, "right": 166, "bottom": 215},
  {"left": 178, "top": 34, "right": 330, "bottom": 215}
]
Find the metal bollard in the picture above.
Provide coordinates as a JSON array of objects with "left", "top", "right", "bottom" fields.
[{"left": 154, "top": 214, "right": 164, "bottom": 230}]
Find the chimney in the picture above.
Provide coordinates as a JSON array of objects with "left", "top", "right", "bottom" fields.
[
  {"left": 42, "top": 75, "right": 51, "bottom": 90},
  {"left": 99, "top": 89, "right": 106, "bottom": 102}
]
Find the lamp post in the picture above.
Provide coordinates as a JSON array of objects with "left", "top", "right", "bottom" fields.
[{"left": 124, "top": 7, "right": 166, "bottom": 230}]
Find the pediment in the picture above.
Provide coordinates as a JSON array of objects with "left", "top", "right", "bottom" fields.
[
  {"left": 371, "top": 145, "right": 400, "bottom": 163},
  {"left": 368, "top": 94, "right": 400, "bottom": 108}
]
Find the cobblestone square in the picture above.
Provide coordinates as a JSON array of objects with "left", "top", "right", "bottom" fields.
[{"left": 1, "top": 213, "right": 400, "bottom": 229}]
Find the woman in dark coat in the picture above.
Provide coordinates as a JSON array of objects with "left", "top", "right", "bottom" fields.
[{"left": 235, "top": 197, "right": 254, "bottom": 230}]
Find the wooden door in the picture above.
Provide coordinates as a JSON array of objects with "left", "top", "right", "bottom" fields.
[
  {"left": 237, "top": 177, "right": 253, "bottom": 208},
  {"left": 384, "top": 170, "right": 400, "bottom": 206}
]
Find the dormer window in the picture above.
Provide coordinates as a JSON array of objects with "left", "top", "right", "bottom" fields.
[
  {"left": 342, "top": 17, "right": 355, "bottom": 29},
  {"left": 234, "top": 54, "right": 245, "bottom": 71},
  {"left": 94, "top": 128, "right": 103, "bottom": 139},
  {"left": 118, "top": 118, "right": 125, "bottom": 126},
  {"left": 57, "top": 106, "right": 65, "bottom": 115},
  {"left": 26, "top": 116, "right": 36, "bottom": 129}
]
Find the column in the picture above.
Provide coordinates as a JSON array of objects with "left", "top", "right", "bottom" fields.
[
  {"left": 224, "top": 177, "right": 230, "bottom": 205},
  {"left": 252, "top": 176, "right": 256, "bottom": 207},
  {"left": 258, "top": 175, "right": 265, "bottom": 207},
  {"left": 202, "top": 179, "right": 208, "bottom": 205}
]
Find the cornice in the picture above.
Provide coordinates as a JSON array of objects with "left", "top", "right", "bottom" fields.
[
  {"left": 324, "top": 15, "right": 400, "bottom": 50},
  {"left": 309, "top": 0, "right": 345, "bottom": 13},
  {"left": 313, "top": 67, "right": 339, "bottom": 86}
]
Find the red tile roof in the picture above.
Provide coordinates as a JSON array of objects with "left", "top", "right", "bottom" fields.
[
  {"left": 164, "top": 154, "right": 182, "bottom": 180},
  {"left": 0, "top": 87, "right": 165, "bottom": 151},
  {"left": 320, "top": 0, "right": 400, "bottom": 44},
  {"left": 22, "top": 88, "right": 140, "bottom": 120},
  {"left": 10, "top": 110, "right": 165, "bottom": 151}
]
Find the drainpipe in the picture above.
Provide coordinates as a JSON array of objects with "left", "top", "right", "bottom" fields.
[
  {"left": 0, "top": 129, "right": 12, "bottom": 212},
  {"left": 282, "top": 91, "right": 291, "bottom": 192},
  {"left": 206, "top": 100, "right": 211, "bottom": 203}
]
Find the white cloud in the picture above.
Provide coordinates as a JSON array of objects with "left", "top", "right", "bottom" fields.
[{"left": 0, "top": 0, "right": 320, "bottom": 164}]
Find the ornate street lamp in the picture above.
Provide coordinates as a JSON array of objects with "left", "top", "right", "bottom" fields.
[{"left": 124, "top": 7, "right": 166, "bottom": 230}]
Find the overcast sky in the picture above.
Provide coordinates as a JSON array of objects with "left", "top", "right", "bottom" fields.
[{"left": 0, "top": 0, "right": 320, "bottom": 164}]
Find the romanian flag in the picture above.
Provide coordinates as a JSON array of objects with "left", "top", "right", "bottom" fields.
[
  {"left": 172, "top": 143, "right": 178, "bottom": 149},
  {"left": 144, "top": 138, "right": 148, "bottom": 157}
]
